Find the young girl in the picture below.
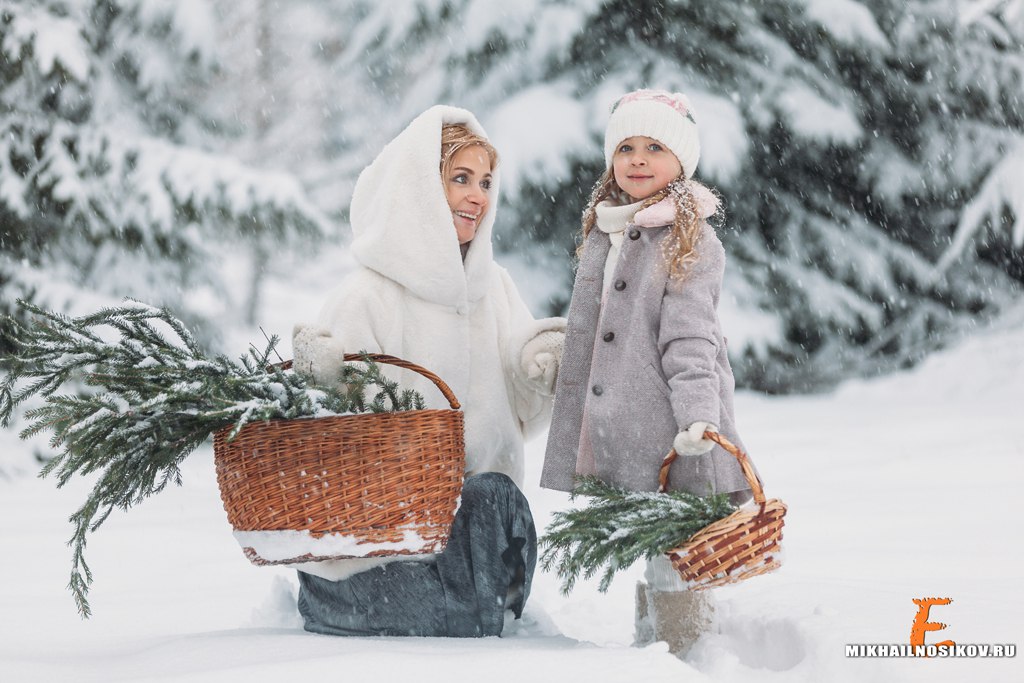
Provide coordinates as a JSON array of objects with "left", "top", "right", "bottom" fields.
[{"left": 540, "top": 89, "right": 753, "bottom": 656}]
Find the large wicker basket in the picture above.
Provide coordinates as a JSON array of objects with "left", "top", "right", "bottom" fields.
[
  {"left": 213, "top": 354, "right": 465, "bottom": 566},
  {"left": 660, "top": 431, "right": 787, "bottom": 589}
]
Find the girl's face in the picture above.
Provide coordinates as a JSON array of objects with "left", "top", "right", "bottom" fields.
[
  {"left": 612, "top": 136, "right": 682, "bottom": 201},
  {"left": 445, "top": 145, "right": 493, "bottom": 245}
]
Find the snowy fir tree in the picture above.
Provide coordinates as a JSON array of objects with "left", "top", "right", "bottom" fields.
[
  {"left": 208, "top": 0, "right": 380, "bottom": 214},
  {"left": 280, "top": 0, "right": 1024, "bottom": 392},
  {"left": 933, "top": 0, "right": 1024, "bottom": 280},
  {"left": 208, "top": 0, "right": 357, "bottom": 321},
  {"left": 6, "top": 1, "right": 1022, "bottom": 392},
  {"left": 0, "top": 0, "right": 328, "bottom": 354}
]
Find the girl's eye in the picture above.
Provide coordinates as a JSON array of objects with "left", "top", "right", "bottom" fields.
[
  {"left": 618, "top": 144, "right": 632, "bottom": 153},
  {"left": 481, "top": 179, "right": 492, "bottom": 191},
  {"left": 648, "top": 143, "right": 662, "bottom": 151},
  {"left": 452, "top": 174, "right": 468, "bottom": 184}
]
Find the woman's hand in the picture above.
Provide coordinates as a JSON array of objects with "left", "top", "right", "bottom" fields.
[
  {"left": 292, "top": 323, "right": 347, "bottom": 388},
  {"left": 520, "top": 330, "right": 565, "bottom": 395},
  {"left": 672, "top": 421, "right": 718, "bottom": 455}
]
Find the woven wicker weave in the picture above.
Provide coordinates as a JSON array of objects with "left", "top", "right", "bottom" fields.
[
  {"left": 660, "top": 431, "right": 786, "bottom": 590},
  {"left": 213, "top": 354, "right": 465, "bottom": 566}
]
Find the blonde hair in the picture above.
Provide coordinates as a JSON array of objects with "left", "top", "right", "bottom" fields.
[
  {"left": 440, "top": 124, "right": 498, "bottom": 182},
  {"left": 579, "top": 169, "right": 713, "bottom": 279}
]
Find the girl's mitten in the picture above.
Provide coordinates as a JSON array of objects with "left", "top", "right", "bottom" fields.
[{"left": 673, "top": 421, "right": 718, "bottom": 456}]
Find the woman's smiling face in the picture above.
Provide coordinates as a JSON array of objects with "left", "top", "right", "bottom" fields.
[
  {"left": 445, "top": 145, "right": 493, "bottom": 245},
  {"left": 612, "top": 135, "right": 682, "bottom": 201}
]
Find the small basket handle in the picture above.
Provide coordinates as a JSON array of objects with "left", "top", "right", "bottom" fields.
[
  {"left": 658, "top": 431, "right": 766, "bottom": 506},
  {"left": 275, "top": 354, "right": 461, "bottom": 410}
]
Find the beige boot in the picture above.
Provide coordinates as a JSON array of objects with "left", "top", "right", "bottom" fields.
[
  {"left": 635, "top": 576, "right": 715, "bottom": 657},
  {"left": 635, "top": 582, "right": 656, "bottom": 647}
]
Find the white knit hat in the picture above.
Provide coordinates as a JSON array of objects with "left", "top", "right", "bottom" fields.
[{"left": 603, "top": 89, "right": 701, "bottom": 178}]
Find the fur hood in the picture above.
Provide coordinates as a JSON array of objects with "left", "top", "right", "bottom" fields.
[{"left": 349, "top": 105, "right": 498, "bottom": 307}]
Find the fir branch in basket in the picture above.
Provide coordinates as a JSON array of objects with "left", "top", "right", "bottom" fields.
[
  {"left": 539, "top": 476, "right": 737, "bottom": 595},
  {"left": 345, "top": 355, "right": 426, "bottom": 414},
  {"left": 0, "top": 300, "right": 424, "bottom": 617}
]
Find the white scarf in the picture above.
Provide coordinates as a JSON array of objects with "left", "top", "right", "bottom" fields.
[{"left": 595, "top": 198, "right": 646, "bottom": 297}]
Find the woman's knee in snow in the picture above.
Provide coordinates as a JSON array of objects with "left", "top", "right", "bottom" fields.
[{"left": 461, "top": 471, "right": 517, "bottom": 504}]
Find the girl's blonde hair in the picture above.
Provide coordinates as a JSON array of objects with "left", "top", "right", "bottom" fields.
[
  {"left": 579, "top": 169, "right": 716, "bottom": 279},
  {"left": 440, "top": 124, "right": 498, "bottom": 180}
]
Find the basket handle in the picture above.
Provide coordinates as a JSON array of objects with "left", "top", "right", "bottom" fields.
[
  {"left": 275, "top": 354, "right": 461, "bottom": 410},
  {"left": 658, "top": 430, "right": 766, "bottom": 506}
]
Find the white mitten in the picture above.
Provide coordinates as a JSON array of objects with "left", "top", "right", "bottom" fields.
[
  {"left": 672, "top": 421, "right": 718, "bottom": 456},
  {"left": 520, "top": 330, "right": 565, "bottom": 394},
  {"left": 292, "top": 322, "right": 347, "bottom": 388}
]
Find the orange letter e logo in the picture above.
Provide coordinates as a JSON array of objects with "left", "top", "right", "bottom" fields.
[{"left": 910, "top": 597, "right": 954, "bottom": 649}]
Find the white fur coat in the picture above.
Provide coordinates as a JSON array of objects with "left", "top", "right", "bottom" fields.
[{"left": 296, "top": 105, "right": 563, "bottom": 488}]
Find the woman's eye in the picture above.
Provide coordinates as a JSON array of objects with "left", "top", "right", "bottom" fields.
[
  {"left": 452, "top": 174, "right": 468, "bottom": 184},
  {"left": 481, "top": 179, "right": 492, "bottom": 191}
]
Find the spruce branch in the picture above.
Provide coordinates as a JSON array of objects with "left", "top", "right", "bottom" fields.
[
  {"left": 539, "top": 476, "right": 737, "bottom": 595},
  {"left": 1, "top": 300, "right": 425, "bottom": 617}
]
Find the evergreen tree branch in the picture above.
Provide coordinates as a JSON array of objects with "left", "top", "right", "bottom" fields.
[
  {"left": 539, "top": 476, "right": 737, "bottom": 595},
  {"left": 1, "top": 299, "right": 425, "bottom": 617}
]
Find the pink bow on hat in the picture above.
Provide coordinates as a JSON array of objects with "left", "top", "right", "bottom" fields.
[{"left": 613, "top": 89, "right": 696, "bottom": 124}]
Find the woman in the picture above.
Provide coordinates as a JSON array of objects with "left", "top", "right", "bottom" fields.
[{"left": 291, "top": 105, "right": 565, "bottom": 637}]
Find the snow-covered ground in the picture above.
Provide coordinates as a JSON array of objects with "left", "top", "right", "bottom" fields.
[{"left": 1, "top": 254, "right": 1022, "bottom": 682}]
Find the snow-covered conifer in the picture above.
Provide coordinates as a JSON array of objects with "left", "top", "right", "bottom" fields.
[
  {"left": 0, "top": 0, "right": 328, "bottom": 353},
  {"left": 294, "top": 0, "right": 1023, "bottom": 391}
]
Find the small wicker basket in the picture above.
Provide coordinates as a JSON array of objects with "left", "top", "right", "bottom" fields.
[
  {"left": 660, "top": 431, "right": 786, "bottom": 590},
  {"left": 213, "top": 354, "right": 465, "bottom": 566}
]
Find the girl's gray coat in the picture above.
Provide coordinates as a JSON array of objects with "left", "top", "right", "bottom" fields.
[{"left": 541, "top": 214, "right": 751, "bottom": 496}]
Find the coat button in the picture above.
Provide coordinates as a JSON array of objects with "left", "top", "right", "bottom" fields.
[
  {"left": 628, "top": 228, "right": 641, "bottom": 240},
  {"left": 592, "top": 385, "right": 603, "bottom": 396},
  {"left": 614, "top": 280, "right": 626, "bottom": 291},
  {"left": 603, "top": 332, "right": 615, "bottom": 342}
]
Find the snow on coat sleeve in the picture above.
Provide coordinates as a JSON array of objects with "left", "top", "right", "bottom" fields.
[
  {"left": 658, "top": 225, "right": 725, "bottom": 432},
  {"left": 498, "top": 268, "right": 566, "bottom": 440}
]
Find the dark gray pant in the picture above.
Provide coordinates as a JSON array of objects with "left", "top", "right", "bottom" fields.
[{"left": 297, "top": 472, "right": 536, "bottom": 638}]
